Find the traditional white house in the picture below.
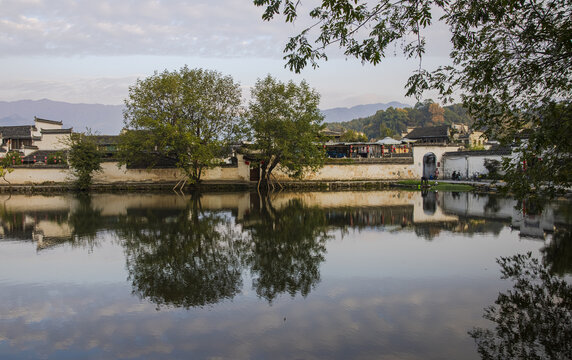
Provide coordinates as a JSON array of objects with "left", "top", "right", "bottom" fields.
[
  {"left": 442, "top": 148, "right": 513, "bottom": 179},
  {"left": 0, "top": 117, "right": 72, "bottom": 162}
]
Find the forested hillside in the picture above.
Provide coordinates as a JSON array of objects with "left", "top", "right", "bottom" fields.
[{"left": 326, "top": 100, "right": 472, "bottom": 140}]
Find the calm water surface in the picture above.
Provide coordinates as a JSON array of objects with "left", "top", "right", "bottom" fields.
[{"left": 0, "top": 191, "right": 570, "bottom": 360}]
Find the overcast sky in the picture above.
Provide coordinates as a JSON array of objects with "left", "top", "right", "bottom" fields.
[{"left": 0, "top": 0, "right": 452, "bottom": 109}]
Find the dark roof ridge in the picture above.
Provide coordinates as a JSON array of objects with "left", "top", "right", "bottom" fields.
[
  {"left": 34, "top": 117, "right": 63, "bottom": 125},
  {"left": 443, "top": 148, "right": 512, "bottom": 157},
  {"left": 0, "top": 125, "right": 34, "bottom": 139},
  {"left": 40, "top": 128, "right": 73, "bottom": 134},
  {"left": 405, "top": 125, "right": 450, "bottom": 139}
]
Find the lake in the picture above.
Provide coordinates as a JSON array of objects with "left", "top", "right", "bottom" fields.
[{"left": 0, "top": 191, "right": 570, "bottom": 359}]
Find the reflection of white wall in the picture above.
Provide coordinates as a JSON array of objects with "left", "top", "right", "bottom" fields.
[
  {"left": 511, "top": 206, "right": 555, "bottom": 238},
  {"left": 412, "top": 192, "right": 458, "bottom": 223},
  {"left": 33, "top": 220, "right": 72, "bottom": 244},
  {"left": 1, "top": 193, "right": 252, "bottom": 222},
  {"left": 441, "top": 192, "right": 557, "bottom": 239},
  {"left": 0, "top": 194, "right": 77, "bottom": 212},
  {"left": 441, "top": 192, "right": 516, "bottom": 219},
  {"left": 271, "top": 190, "right": 415, "bottom": 209}
]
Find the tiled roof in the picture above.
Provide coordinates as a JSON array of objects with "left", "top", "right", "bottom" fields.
[
  {"left": 34, "top": 117, "right": 63, "bottom": 125},
  {"left": 443, "top": 148, "right": 512, "bottom": 157},
  {"left": 405, "top": 125, "right": 449, "bottom": 139},
  {"left": 0, "top": 126, "right": 34, "bottom": 139},
  {"left": 40, "top": 128, "right": 73, "bottom": 134}
]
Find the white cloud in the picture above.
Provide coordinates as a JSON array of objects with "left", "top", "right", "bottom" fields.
[
  {"left": 0, "top": 0, "right": 289, "bottom": 57},
  {"left": 0, "top": 0, "right": 455, "bottom": 107}
]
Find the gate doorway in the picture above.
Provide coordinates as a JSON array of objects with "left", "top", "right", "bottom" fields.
[
  {"left": 250, "top": 164, "right": 260, "bottom": 182},
  {"left": 423, "top": 153, "right": 437, "bottom": 179}
]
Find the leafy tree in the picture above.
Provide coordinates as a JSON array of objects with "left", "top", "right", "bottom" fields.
[
  {"left": 378, "top": 123, "right": 393, "bottom": 139},
  {"left": 339, "top": 129, "right": 368, "bottom": 142},
  {"left": 443, "top": 103, "right": 471, "bottom": 124},
  {"left": 326, "top": 102, "right": 470, "bottom": 139},
  {"left": 120, "top": 66, "right": 243, "bottom": 186},
  {"left": 246, "top": 75, "right": 326, "bottom": 188},
  {"left": 254, "top": 0, "right": 436, "bottom": 72},
  {"left": 1, "top": 152, "right": 21, "bottom": 167},
  {"left": 406, "top": 101, "right": 433, "bottom": 128},
  {"left": 67, "top": 132, "right": 103, "bottom": 191},
  {"left": 254, "top": 0, "right": 571, "bottom": 199},
  {"left": 0, "top": 152, "right": 18, "bottom": 184},
  {"left": 428, "top": 102, "right": 445, "bottom": 125},
  {"left": 0, "top": 166, "right": 12, "bottom": 184},
  {"left": 483, "top": 159, "right": 501, "bottom": 180},
  {"left": 47, "top": 151, "right": 65, "bottom": 165}
]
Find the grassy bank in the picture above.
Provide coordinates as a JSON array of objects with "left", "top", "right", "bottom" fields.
[{"left": 395, "top": 180, "right": 474, "bottom": 191}]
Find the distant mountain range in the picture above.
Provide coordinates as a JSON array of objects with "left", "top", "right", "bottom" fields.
[
  {"left": 321, "top": 101, "right": 411, "bottom": 123},
  {"left": 0, "top": 99, "right": 124, "bottom": 135},
  {"left": 0, "top": 99, "right": 411, "bottom": 134}
]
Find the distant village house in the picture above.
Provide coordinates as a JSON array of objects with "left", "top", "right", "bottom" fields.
[{"left": 0, "top": 117, "right": 72, "bottom": 164}]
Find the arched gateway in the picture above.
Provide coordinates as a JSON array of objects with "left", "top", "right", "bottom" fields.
[{"left": 423, "top": 153, "right": 437, "bottom": 179}]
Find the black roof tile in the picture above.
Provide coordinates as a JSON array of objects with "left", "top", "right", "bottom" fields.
[
  {"left": 41, "top": 128, "right": 73, "bottom": 134},
  {"left": 34, "top": 117, "right": 63, "bottom": 125},
  {"left": 0, "top": 126, "right": 34, "bottom": 139},
  {"left": 443, "top": 148, "right": 512, "bottom": 157},
  {"left": 405, "top": 125, "right": 449, "bottom": 139}
]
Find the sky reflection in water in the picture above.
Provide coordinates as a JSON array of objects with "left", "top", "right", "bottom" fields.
[{"left": 0, "top": 191, "right": 569, "bottom": 359}]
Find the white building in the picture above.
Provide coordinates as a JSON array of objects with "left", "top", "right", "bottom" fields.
[{"left": 0, "top": 117, "right": 72, "bottom": 162}]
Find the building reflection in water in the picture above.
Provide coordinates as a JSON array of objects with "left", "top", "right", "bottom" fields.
[
  {"left": 0, "top": 191, "right": 570, "bottom": 360},
  {"left": 0, "top": 191, "right": 570, "bottom": 310},
  {"left": 1, "top": 191, "right": 569, "bottom": 252}
]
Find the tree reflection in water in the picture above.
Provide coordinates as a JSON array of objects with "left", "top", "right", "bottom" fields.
[
  {"left": 119, "top": 193, "right": 329, "bottom": 308},
  {"left": 68, "top": 194, "right": 106, "bottom": 249},
  {"left": 119, "top": 194, "right": 244, "bottom": 309},
  {"left": 240, "top": 195, "right": 329, "bottom": 303},
  {"left": 542, "top": 202, "right": 572, "bottom": 276},
  {"left": 469, "top": 253, "right": 572, "bottom": 359}
]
